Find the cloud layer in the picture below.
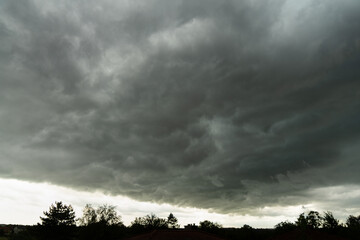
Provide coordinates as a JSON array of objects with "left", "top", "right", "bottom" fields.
[{"left": 1, "top": 0, "right": 360, "bottom": 214}]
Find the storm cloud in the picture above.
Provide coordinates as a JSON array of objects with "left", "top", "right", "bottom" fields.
[{"left": 1, "top": 0, "right": 360, "bottom": 214}]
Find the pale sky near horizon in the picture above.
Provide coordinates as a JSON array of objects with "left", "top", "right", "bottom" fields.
[
  {"left": 1, "top": 0, "right": 360, "bottom": 227},
  {"left": 0, "top": 178, "right": 304, "bottom": 228},
  {"left": 1, "top": 178, "right": 359, "bottom": 228}
]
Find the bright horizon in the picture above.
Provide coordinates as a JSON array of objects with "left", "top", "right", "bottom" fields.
[
  {"left": 0, "top": 178, "right": 358, "bottom": 228},
  {"left": 0, "top": 178, "right": 298, "bottom": 228}
]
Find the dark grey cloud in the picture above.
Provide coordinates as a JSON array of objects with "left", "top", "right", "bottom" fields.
[{"left": 1, "top": 0, "right": 360, "bottom": 214}]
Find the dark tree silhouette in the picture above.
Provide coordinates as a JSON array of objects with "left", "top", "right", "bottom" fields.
[
  {"left": 77, "top": 204, "right": 97, "bottom": 226},
  {"left": 346, "top": 215, "right": 360, "bottom": 229},
  {"left": 38, "top": 201, "right": 76, "bottom": 240},
  {"left": 275, "top": 221, "right": 296, "bottom": 232},
  {"left": 130, "top": 213, "right": 168, "bottom": 230},
  {"left": 296, "top": 211, "right": 322, "bottom": 229},
  {"left": 167, "top": 213, "right": 180, "bottom": 228},
  {"left": 130, "top": 217, "right": 147, "bottom": 231},
  {"left": 143, "top": 213, "right": 168, "bottom": 229},
  {"left": 40, "top": 201, "right": 76, "bottom": 227},
  {"left": 97, "top": 205, "right": 123, "bottom": 226},
  {"left": 296, "top": 213, "right": 307, "bottom": 228},
  {"left": 241, "top": 224, "right": 253, "bottom": 230},
  {"left": 322, "top": 211, "right": 340, "bottom": 229},
  {"left": 307, "top": 211, "right": 322, "bottom": 229},
  {"left": 77, "top": 204, "right": 124, "bottom": 240},
  {"left": 78, "top": 204, "right": 123, "bottom": 226},
  {"left": 199, "top": 220, "right": 222, "bottom": 232}
]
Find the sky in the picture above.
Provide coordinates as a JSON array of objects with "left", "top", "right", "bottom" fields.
[{"left": 0, "top": 0, "right": 360, "bottom": 228}]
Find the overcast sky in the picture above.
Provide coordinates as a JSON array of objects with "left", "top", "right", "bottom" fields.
[{"left": 1, "top": 0, "right": 360, "bottom": 227}]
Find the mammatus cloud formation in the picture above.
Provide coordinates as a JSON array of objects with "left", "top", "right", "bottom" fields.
[{"left": 1, "top": 0, "right": 360, "bottom": 215}]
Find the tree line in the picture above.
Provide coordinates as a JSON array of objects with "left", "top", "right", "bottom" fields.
[
  {"left": 5, "top": 201, "right": 360, "bottom": 240},
  {"left": 32, "top": 201, "right": 182, "bottom": 240},
  {"left": 275, "top": 210, "right": 360, "bottom": 230}
]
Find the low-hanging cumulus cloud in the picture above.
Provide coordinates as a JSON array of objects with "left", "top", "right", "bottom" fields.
[{"left": 1, "top": 0, "right": 360, "bottom": 214}]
